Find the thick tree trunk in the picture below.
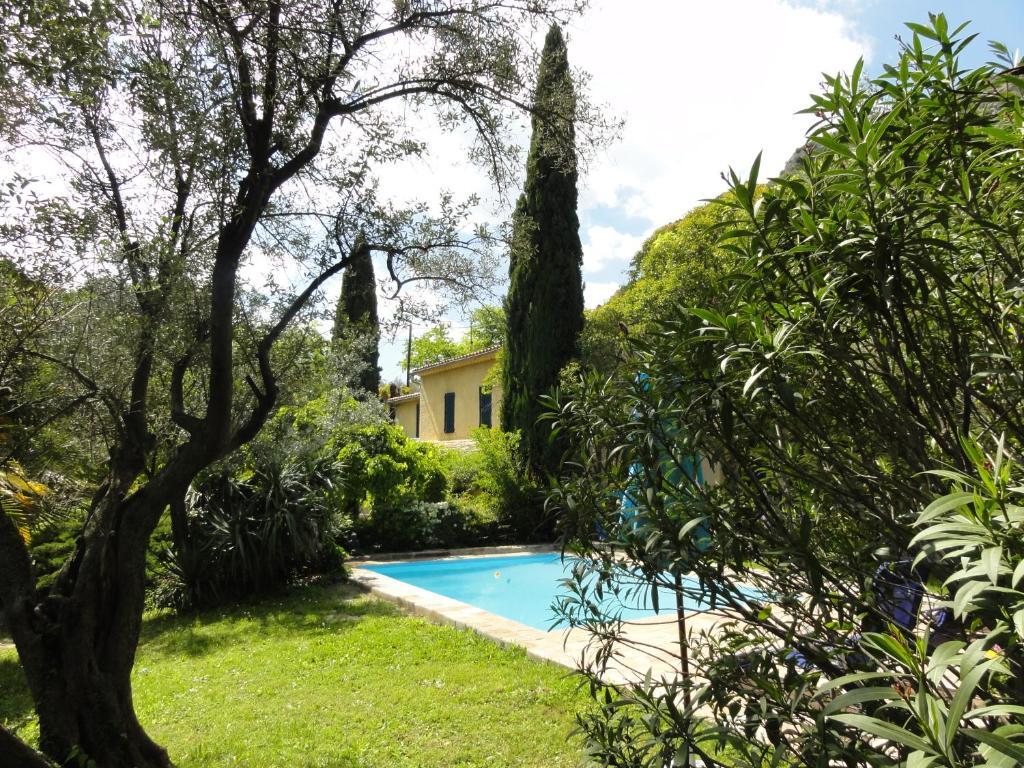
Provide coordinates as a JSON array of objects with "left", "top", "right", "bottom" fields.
[
  {"left": 0, "top": 724, "right": 54, "bottom": 768},
  {"left": 3, "top": 468, "right": 193, "bottom": 768}
]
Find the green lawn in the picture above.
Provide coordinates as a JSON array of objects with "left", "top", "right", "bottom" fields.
[{"left": 0, "top": 581, "right": 590, "bottom": 767}]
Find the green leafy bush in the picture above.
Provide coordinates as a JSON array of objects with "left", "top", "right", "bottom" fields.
[
  {"left": 29, "top": 502, "right": 173, "bottom": 598},
  {"left": 334, "top": 423, "right": 447, "bottom": 509},
  {"left": 548, "top": 16, "right": 1024, "bottom": 766},
  {"left": 326, "top": 422, "right": 508, "bottom": 553},
  {"left": 160, "top": 396, "right": 534, "bottom": 577},
  {"left": 153, "top": 451, "right": 347, "bottom": 610},
  {"left": 343, "top": 427, "right": 546, "bottom": 552},
  {"left": 442, "top": 446, "right": 487, "bottom": 497},
  {"left": 353, "top": 499, "right": 494, "bottom": 552},
  {"left": 26, "top": 508, "right": 85, "bottom": 592},
  {"left": 152, "top": 396, "right": 364, "bottom": 609},
  {"left": 472, "top": 427, "right": 543, "bottom": 540}
]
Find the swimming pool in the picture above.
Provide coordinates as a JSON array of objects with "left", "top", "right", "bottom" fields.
[{"left": 362, "top": 552, "right": 743, "bottom": 632}]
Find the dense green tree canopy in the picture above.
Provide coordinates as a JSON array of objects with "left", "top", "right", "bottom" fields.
[
  {"left": 501, "top": 24, "right": 583, "bottom": 477},
  {"left": 0, "top": 2, "right": 606, "bottom": 765},
  {"left": 332, "top": 236, "right": 381, "bottom": 395},
  {"left": 579, "top": 193, "right": 743, "bottom": 371}
]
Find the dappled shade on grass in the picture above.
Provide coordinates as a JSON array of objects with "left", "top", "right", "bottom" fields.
[{"left": 1, "top": 582, "right": 588, "bottom": 767}]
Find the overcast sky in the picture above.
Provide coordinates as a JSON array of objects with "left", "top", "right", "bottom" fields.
[{"left": 369, "top": 0, "right": 1024, "bottom": 382}]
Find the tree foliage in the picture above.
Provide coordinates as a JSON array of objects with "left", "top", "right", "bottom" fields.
[
  {"left": 405, "top": 305, "right": 505, "bottom": 370},
  {"left": 0, "top": 1, "right": 607, "bottom": 764},
  {"left": 549, "top": 17, "right": 1024, "bottom": 766},
  {"left": 501, "top": 24, "right": 584, "bottom": 476},
  {"left": 580, "top": 194, "right": 743, "bottom": 371},
  {"left": 332, "top": 236, "right": 380, "bottom": 395}
]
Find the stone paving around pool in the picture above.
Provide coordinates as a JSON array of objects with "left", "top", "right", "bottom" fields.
[{"left": 349, "top": 545, "right": 734, "bottom": 687}]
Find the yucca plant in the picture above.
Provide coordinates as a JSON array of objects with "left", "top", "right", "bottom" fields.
[
  {"left": 1, "top": 460, "right": 52, "bottom": 545},
  {"left": 157, "top": 451, "right": 347, "bottom": 609}
]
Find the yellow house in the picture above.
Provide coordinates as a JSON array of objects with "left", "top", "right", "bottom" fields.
[{"left": 388, "top": 345, "right": 502, "bottom": 442}]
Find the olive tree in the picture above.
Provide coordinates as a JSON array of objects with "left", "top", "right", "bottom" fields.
[{"left": 0, "top": 1, "right": 605, "bottom": 765}]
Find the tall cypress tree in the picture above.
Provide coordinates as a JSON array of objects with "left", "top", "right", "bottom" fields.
[
  {"left": 332, "top": 235, "right": 380, "bottom": 394},
  {"left": 501, "top": 24, "right": 583, "bottom": 474}
]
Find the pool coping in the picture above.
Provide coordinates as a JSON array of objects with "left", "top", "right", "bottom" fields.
[
  {"left": 348, "top": 545, "right": 732, "bottom": 686},
  {"left": 349, "top": 546, "right": 579, "bottom": 670},
  {"left": 351, "top": 542, "right": 557, "bottom": 565}
]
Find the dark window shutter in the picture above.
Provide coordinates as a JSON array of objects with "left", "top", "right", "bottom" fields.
[
  {"left": 415, "top": 402, "right": 420, "bottom": 438},
  {"left": 479, "top": 387, "right": 492, "bottom": 428},
  {"left": 443, "top": 392, "right": 455, "bottom": 434}
]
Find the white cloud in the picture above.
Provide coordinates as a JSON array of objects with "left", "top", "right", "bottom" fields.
[
  {"left": 371, "top": 0, "right": 870, "bottom": 376},
  {"left": 585, "top": 280, "right": 621, "bottom": 309},
  {"left": 569, "top": 0, "right": 869, "bottom": 229},
  {"left": 582, "top": 224, "right": 644, "bottom": 274}
]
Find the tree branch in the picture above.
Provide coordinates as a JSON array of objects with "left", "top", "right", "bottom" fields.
[
  {"left": 170, "top": 350, "right": 204, "bottom": 436},
  {"left": 228, "top": 253, "right": 351, "bottom": 451},
  {"left": 0, "top": 724, "right": 54, "bottom": 768},
  {"left": 21, "top": 350, "right": 122, "bottom": 429}
]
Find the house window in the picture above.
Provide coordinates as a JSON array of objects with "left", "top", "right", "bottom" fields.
[
  {"left": 478, "top": 387, "right": 492, "bottom": 428},
  {"left": 443, "top": 392, "right": 455, "bottom": 434},
  {"left": 415, "top": 402, "right": 420, "bottom": 438}
]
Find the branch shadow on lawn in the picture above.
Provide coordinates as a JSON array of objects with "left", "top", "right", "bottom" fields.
[{"left": 0, "top": 578, "right": 395, "bottom": 737}]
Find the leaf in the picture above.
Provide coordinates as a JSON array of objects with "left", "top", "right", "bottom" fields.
[
  {"left": 746, "top": 153, "right": 763, "bottom": 199},
  {"left": 861, "top": 632, "right": 914, "bottom": 668},
  {"left": 922, "top": 469, "right": 972, "bottom": 484},
  {"left": 964, "top": 729, "right": 1024, "bottom": 763},
  {"left": 982, "top": 546, "right": 1003, "bottom": 585},
  {"left": 926, "top": 641, "right": 965, "bottom": 680},
  {"left": 814, "top": 671, "right": 894, "bottom": 695},
  {"left": 850, "top": 57, "right": 864, "bottom": 93},
  {"left": 906, "top": 751, "right": 940, "bottom": 768},
  {"left": 830, "top": 714, "right": 932, "bottom": 753},
  {"left": 917, "top": 491, "right": 976, "bottom": 524},
  {"left": 823, "top": 686, "right": 901, "bottom": 715},
  {"left": 905, "top": 21, "right": 940, "bottom": 41},
  {"left": 743, "top": 365, "right": 770, "bottom": 398},
  {"left": 1011, "top": 559, "right": 1024, "bottom": 589},
  {"left": 947, "top": 660, "right": 992, "bottom": 746},
  {"left": 953, "top": 580, "right": 988, "bottom": 617},
  {"left": 968, "top": 704, "right": 1024, "bottom": 719}
]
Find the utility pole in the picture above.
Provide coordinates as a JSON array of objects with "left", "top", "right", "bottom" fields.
[{"left": 406, "top": 323, "right": 412, "bottom": 387}]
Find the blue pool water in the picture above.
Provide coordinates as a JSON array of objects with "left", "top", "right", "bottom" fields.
[{"left": 363, "top": 552, "right": 751, "bottom": 631}]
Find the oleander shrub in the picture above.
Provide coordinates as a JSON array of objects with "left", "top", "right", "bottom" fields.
[{"left": 548, "top": 17, "right": 1024, "bottom": 766}]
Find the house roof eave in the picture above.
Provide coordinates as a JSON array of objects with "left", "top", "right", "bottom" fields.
[{"left": 411, "top": 344, "right": 502, "bottom": 376}]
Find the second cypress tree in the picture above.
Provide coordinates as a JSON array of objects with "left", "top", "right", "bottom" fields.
[
  {"left": 501, "top": 24, "right": 584, "bottom": 475},
  {"left": 332, "top": 235, "right": 381, "bottom": 395}
]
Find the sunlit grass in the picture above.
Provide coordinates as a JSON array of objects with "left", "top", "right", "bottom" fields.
[{"left": 1, "top": 581, "right": 589, "bottom": 767}]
